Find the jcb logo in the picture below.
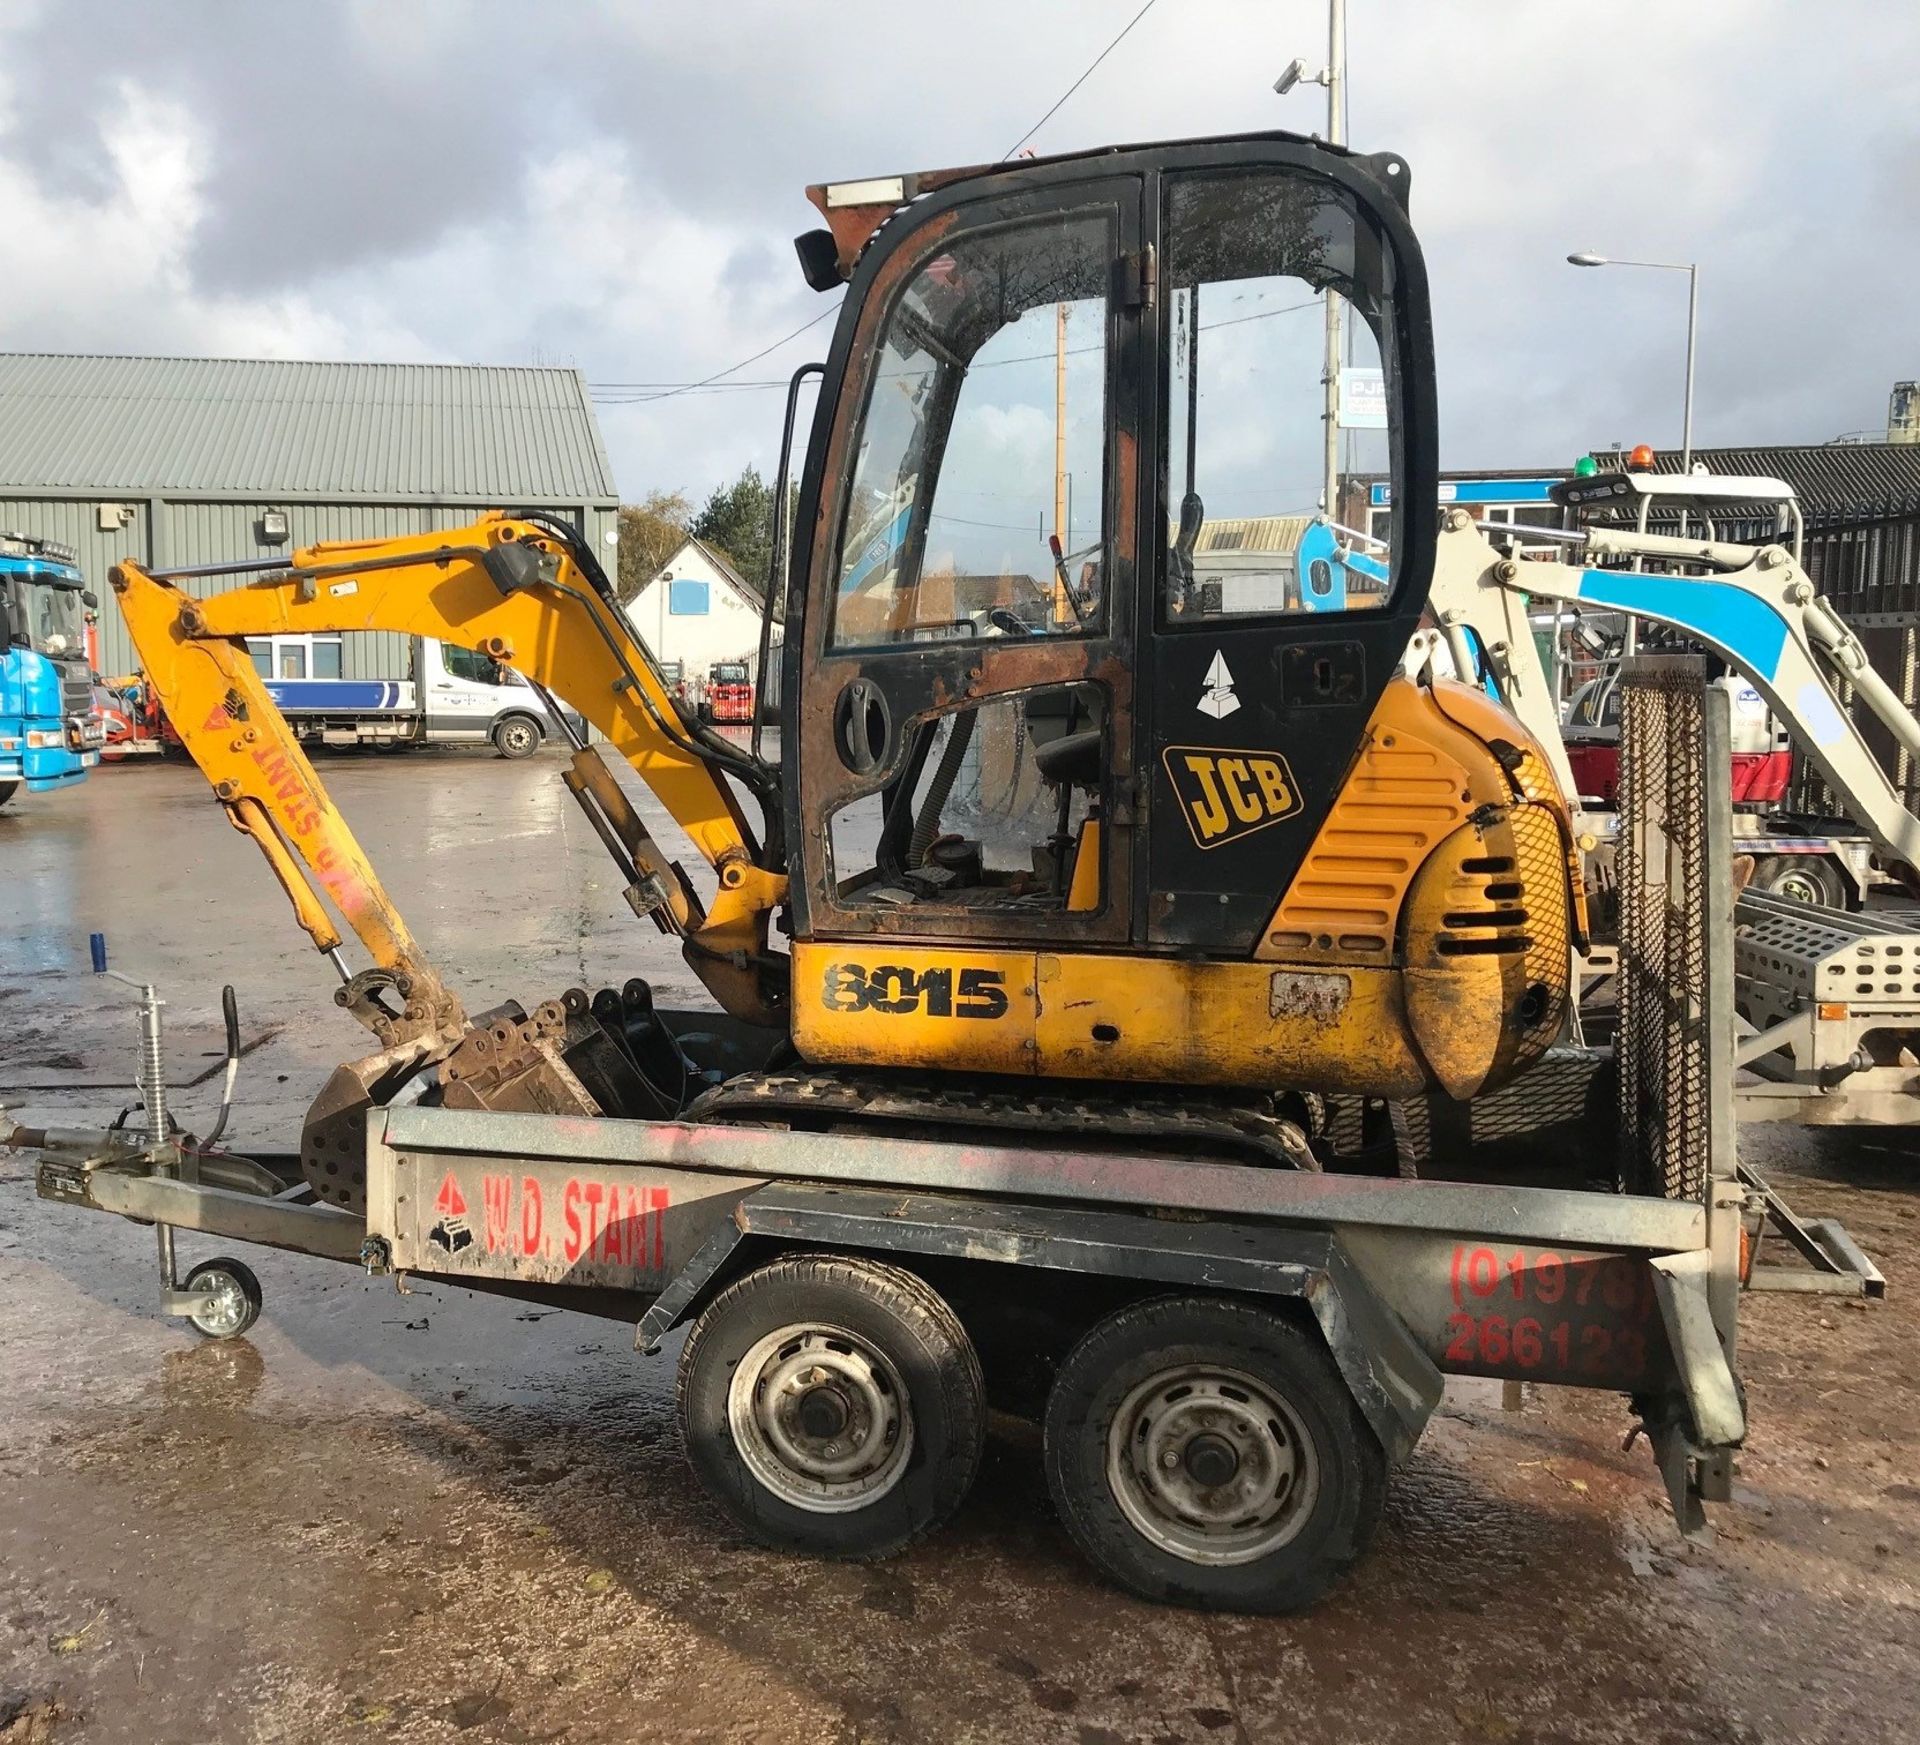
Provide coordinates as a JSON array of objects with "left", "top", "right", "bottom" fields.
[
  {"left": 822, "top": 962, "right": 1010, "bottom": 1020},
  {"left": 1161, "top": 745, "right": 1302, "bottom": 849}
]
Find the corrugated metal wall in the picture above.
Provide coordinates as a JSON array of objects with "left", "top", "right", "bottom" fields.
[
  {"left": 157, "top": 500, "right": 483, "bottom": 686},
  {"left": 0, "top": 495, "right": 611, "bottom": 680}
]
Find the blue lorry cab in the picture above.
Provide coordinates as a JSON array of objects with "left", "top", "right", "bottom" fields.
[{"left": 0, "top": 534, "right": 101, "bottom": 807}]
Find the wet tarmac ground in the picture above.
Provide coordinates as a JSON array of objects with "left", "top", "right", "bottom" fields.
[{"left": 3, "top": 753, "right": 1918, "bottom": 1744}]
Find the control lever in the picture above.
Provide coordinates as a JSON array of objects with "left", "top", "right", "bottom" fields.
[{"left": 1047, "top": 534, "right": 1088, "bottom": 629}]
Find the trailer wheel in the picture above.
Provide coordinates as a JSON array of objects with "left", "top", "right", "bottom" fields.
[
  {"left": 182, "top": 1258, "right": 263, "bottom": 1340},
  {"left": 1750, "top": 854, "right": 1845, "bottom": 908},
  {"left": 490, "top": 714, "right": 542, "bottom": 759},
  {"left": 677, "top": 1254, "right": 985, "bottom": 1560},
  {"left": 1044, "top": 1296, "right": 1382, "bottom": 1613}
]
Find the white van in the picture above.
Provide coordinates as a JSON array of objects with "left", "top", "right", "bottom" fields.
[{"left": 245, "top": 633, "right": 577, "bottom": 757}]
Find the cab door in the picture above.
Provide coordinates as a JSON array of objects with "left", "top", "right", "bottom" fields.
[
  {"left": 1137, "top": 159, "right": 1433, "bottom": 951},
  {"left": 427, "top": 639, "right": 501, "bottom": 741},
  {"left": 789, "top": 171, "right": 1146, "bottom": 953}
]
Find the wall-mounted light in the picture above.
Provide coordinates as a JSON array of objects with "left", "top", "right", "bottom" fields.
[{"left": 258, "top": 507, "right": 291, "bottom": 545}]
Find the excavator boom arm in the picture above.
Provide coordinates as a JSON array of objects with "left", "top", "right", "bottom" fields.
[{"left": 113, "top": 514, "right": 789, "bottom": 1040}]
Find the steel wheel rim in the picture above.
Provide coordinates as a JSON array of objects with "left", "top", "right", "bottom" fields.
[
  {"left": 192, "top": 1272, "right": 250, "bottom": 1337},
  {"left": 1772, "top": 865, "right": 1826, "bottom": 905},
  {"left": 726, "top": 1323, "right": 914, "bottom": 1513},
  {"left": 500, "top": 720, "right": 536, "bottom": 754},
  {"left": 1105, "top": 1363, "right": 1319, "bottom": 1566}
]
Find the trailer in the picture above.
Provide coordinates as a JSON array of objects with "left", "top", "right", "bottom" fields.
[{"left": 4, "top": 662, "right": 1880, "bottom": 1612}]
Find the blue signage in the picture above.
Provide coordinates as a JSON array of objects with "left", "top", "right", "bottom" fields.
[{"left": 1369, "top": 477, "right": 1562, "bottom": 509}]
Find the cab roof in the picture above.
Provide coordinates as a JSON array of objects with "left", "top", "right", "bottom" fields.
[
  {"left": 804, "top": 126, "right": 1385, "bottom": 279},
  {"left": 1552, "top": 471, "right": 1799, "bottom": 513}
]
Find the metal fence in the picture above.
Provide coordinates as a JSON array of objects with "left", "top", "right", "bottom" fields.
[
  {"left": 1786, "top": 499, "right": 1920, "bottom": 818},
  {"left": 1614, "top": 656, "right": 1736, "bottom": 1202},
  {"left": 1801, "top": 496, "right": 1920, "bottom": 626}
]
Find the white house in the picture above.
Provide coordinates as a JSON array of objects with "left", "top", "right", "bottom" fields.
[{"left": 623, "top": 537, "right": 769, "bottom": 687}]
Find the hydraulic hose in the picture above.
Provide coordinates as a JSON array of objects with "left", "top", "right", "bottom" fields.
[{"left": 908, "top": 709, "right": 977, "bottom": 868}]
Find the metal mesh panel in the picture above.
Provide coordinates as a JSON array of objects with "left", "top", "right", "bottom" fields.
[
  {"left": 1615, "top": 656, "right": 1731, "bottom": 1201},
  {"left": 1792, "top": 502, "right": 1920, "bottom": 818}
]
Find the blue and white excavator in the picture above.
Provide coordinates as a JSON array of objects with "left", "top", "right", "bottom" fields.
[
  {"left": 1301, "top": 472, "right": 1920, "bottom": 1130},
  {"left": 1301, "top": 478, "right": 1920, "bottom": 900}
]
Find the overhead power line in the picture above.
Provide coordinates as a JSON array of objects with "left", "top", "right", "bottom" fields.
[
  {"left": 1003, "top": 0, "right": 1163, "bottom": 160},
  {"left": 588, "top": 294, "right": 1320, "bottom": 404},
  {"left": 592, "top": 0, "right": 1167, "bottom": 414},
  {"left": 605, "top": 306, "right": 841, "bottom": 408}
]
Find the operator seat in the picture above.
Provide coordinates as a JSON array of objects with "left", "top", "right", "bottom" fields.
[{"left": 1034, "top": 726, "right": 1103, "bottom": 792}]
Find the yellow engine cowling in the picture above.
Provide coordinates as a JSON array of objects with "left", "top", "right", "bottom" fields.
[
  {"left": 1251, "top": 674, "right": 1582, "bottom": 1102},
  {"left": 1400, "top": 797, "right": 1573, "bottom": 1099}
]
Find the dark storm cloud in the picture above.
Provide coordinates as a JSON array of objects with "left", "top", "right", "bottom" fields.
[
  {"left": 0, "top": 0, "right": 529, "bottom": 289},
  {"left": 0, "top": 0, "right": 978, "bottom": 302}
]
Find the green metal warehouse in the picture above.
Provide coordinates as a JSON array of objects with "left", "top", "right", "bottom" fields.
[{"left": 0, "top": 352, "right": 620, "bottom": 681}]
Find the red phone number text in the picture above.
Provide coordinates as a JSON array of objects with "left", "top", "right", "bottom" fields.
[{"left": 1441, "top": 1245, "right": 1656, "bottom": 1383}]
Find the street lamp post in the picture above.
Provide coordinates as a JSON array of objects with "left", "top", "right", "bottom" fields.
[
  {"left": 1567, "top": 251, "right": 1699, "bottom": 473},
  {"left": 1275, "top": 0, "right": 1346, "bottom": 515}
]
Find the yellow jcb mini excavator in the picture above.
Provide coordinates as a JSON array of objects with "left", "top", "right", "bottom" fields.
[{"left": 114, "top": 130, "right": 1586, "bottom": 1207}]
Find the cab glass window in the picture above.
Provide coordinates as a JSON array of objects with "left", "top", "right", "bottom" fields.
[
  {"left": 827, "top": 685, "right": 1105, "bottom": 910},
  {"left": 31, "top": 580, "right": 85, "bottom": 656},
  {"left": 245, "top": 633, "right": 343, "bottom": 680},
  {"left": 830, "top": 209, "right": 1112, "bottom": 648},
  {"left": 1161, "top": 170, "right": 1395, "bottom": 623},
  {"left": 443, "top": 643, "right": 503, "bottom": 684}
]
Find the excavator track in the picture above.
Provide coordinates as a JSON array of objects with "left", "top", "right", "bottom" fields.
[
  {"left": 682, "top": 1069, "right": 1321, "bottom": 1172},
  {"left": 301, "top": 968, "right": 1325, "bottom": 1216}
]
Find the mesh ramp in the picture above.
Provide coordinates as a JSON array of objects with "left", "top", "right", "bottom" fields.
[{"left": 1613, "top": 656, "right": 1735, "bottom": 1202}]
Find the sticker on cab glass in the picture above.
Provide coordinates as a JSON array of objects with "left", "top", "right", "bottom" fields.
[{"left": 1161, "top": 745, "right": 1303, "bottom": 850}]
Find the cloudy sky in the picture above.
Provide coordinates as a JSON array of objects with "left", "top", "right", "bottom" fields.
[{"left": 0, "top": 0, "right": 1911, "bottom": 505}]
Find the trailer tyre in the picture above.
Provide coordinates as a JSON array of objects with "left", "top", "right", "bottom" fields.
[
  {"left": 490, "top": 714, "right": 542, "bottom": 760},
  {"left": 1044, "top": 1296, "right": 1383, "bottom": 1613},
  {"left": 1750, "top": 853, "right": 1845, "bottom": 908},
  {"left": 677, "top": 1254, "right": 985, "bottom": 1560},
  {"left": 182, "top": 1258, "right": 263, "bottom": 1340}
]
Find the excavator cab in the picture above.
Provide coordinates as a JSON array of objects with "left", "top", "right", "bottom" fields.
[{"left": 787, "top": 135, "right": 1435, "bottom": 956}]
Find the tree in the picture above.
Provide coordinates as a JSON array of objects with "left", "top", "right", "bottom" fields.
[
  {"left": 689, "top": 465, "right": 778, "bottom": 596},
  {"left": 616, "top": 489, "right": 693, "bottom": 605}
]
